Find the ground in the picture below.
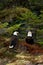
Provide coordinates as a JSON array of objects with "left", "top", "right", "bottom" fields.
[
  {"left": 0, "top": 47, "right": 43, "bottom": 65},
  {"left": 0, "top": 37, "right": 43, "bottom": 65}
]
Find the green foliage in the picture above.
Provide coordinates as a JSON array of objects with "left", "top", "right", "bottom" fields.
[
  {"left": 39, "top": 42, "right": 43, "bottom": 45},
  {"left": 0, "top": 3, "right": 4, "bottom": 9},
  {"left": 0, "top": 0, "right": 43, "bottom": 45},
  {"left": 0, "top": 22, "right": 8, "bottom": 28},
  {"left": 6, "top": 24, "right": 21, "bottom": 35}
]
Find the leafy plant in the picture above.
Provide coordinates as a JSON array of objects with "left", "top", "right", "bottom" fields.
[
  {"left": 6, "top": 24, "right": 21, "bottom": 35},
  {"left": 0, "top": 22, "right": 8, "bottom": 28}
]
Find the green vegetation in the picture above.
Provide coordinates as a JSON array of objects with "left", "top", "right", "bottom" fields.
[
  {"left": 6, "top": 24, "right": 21, "bottom": 35},
  {"left": 0, "top": 22, "right": 8, "bottom": 28},
  {"left": 0, "top": 0, "right": 43, "bottom": 45}
]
